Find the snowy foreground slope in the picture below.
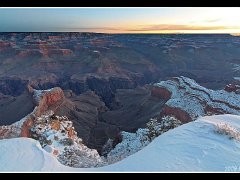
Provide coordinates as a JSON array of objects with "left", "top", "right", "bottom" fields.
[{"left": 1, "top": 114, "right": 240, "bottom": 172}]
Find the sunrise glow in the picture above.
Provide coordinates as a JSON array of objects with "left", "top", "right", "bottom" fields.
[{"left": 1, "top": 7, "right": 240, "bottom": 33}]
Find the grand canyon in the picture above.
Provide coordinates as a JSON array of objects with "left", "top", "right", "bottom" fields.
[{"left": 0, "top": 32, "right": 240, "bottom": 172}]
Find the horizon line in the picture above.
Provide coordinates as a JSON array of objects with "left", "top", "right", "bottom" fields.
[{"left": 0, "top": 32, "right": 238, "bottom": 35}]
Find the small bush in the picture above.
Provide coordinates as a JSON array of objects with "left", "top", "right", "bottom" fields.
[
  {"left": 60, "top": 138, "right": 74, "bottom": 146},
  {"left": 146, "top": 116, "right": 182, "bottom": 141},
  {"left": 215, "top": 123, "right": 240, "bottom": 141},
  {"left": 50, "top": 114, "right": 58, "bottom": 120},
  {"left": 146, "top": 118, "right": 161, "bottom": 141}
]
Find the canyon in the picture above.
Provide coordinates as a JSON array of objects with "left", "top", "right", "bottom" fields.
[{"left": 0, "top": 33, "right": 240, "bottom": 154}]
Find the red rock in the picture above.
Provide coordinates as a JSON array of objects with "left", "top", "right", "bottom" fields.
[
  {"left": 224, "top": 84, "right": 239, "bottom": 93},
  {"left": 48, "top": 49, "right": 73, "bottom": 57},
  {"left": 20, "top": 115, "right": 34, "bottom": 137},
  {"left": 27, "top": 84, "right": 34, "bottom": 94},
  {"left": 152, "top": 77, "right": 240, "bottom": 123},
  {"left": 50, "top": 120, "right": 61, "bottom": 131},
  {"left": 160, "top": 105, "right": 192, "bottom": 123},
  {"left": 151, "top": 86, "right": 172, "bottom": 100},
  {"left": 67, "top": 127, "right": 75, "bottom": 138},
  {"left": 205, "top": 105, "right": 226, "bottom": 115},
  {"left": 0, "top": 41, "right": 12, "bottom": 48},
  {"left": 35, "top": 87, "right": 64, "bottom": 117},
  {"left": 53, "top": 149, "right": 59, "bottom": 156},
  {"left": 0, "top": 126, "right": 20, "bottom": 139}
]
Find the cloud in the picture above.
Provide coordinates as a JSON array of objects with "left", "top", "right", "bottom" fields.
[
  {"left": 190, "top": 18, "right": 222, "bottom": 24},
  {"left": 205, "top": 18, "right": 221, "bottom": 23},
  {"left": 20, "top": 24, "right": 240, "bottom": 33},
  {"left": 39, "top": 26, "right": 122, "bottom": 32},
  {"left": 125, "top": 24, "right": 240, "bottom": 32}
]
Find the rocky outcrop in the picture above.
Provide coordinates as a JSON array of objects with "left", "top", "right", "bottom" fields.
[
  {"left": 33, "top": 87, "right": 65, "bottom": 117},
  {"left": 151, "top": 86, "right": 171, "bottom": 100},
  {"left": 224, "top": 84, "right": 240, "bottom": 94},
  {"left": 0, "top": 125, "right": 21, "bottom": 139},
  {"left": 30, "top": 111, "right": 105, "bottom": 168},
  {"left": 153, "top": 76, "right": 240, "bottom": 122},
  {"left": 0, "top": 87, "right": 65, "bottom": 139},
  {"left": 18, "top": 87, "right": 64, "bottom": 138},
  {"left": 160, "top": 105, "right": 191, "bottom": 123},
  {"left": 0, "top": 87, "right": 106, "bottom": 168},
  {"left": 20, "top": 115, "right": 34, "bottom": 137}
]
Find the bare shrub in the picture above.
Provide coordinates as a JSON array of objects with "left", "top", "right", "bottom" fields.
[{"left": 215, "top": 123, "right": 240, "bottom": 141}]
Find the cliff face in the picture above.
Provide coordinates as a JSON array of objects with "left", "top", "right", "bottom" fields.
[
  {"left": 32, "top": 87, "right": 65, "bottom": 117},
  {"left": 152, "top": 76, "right": 240, "bottom": 122},
  {"left": 20, "top": 115, "right": 35, "bottom": 137},
  {"left": 151, "top": 86, "right": 172, "bottom": 100}
]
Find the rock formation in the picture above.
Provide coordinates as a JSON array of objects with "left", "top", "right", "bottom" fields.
[
  {"left": 32, "top": 87, "right": 65, "bottom": 117},
  {"left": 152, "top": 76, "right": 240, "bottom": 122}
]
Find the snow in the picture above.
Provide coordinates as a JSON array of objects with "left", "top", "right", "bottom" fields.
[
  {"left": 0, "top": 107, "right": 39, "bottom": 139},
  {"left": 99, "top": 114, "right": 240, "bottom": 172},
  {"left": 106, "top": 129, "right": 150, "bottom": 164},
  {"left": 1, "top": 114, "right": 240, "bottom": 172},
  {"left": 233, "top": 64, "right": 240, "bottom": 72},
  {"left": 31, "top": 111, "right": 104, "bottom": 168},
  {"left": 154, "top": 76, "right": 240, "bottom": 119},
  {"left": 33, "top": 88, "right": 54, "bottom": 103},
  {"left": 106, "top": 116, "right": 182, "bottom": 164},
  {"left": 234, "top": 77, "right": 240, "bottom": 81},
  {"left": 0, "top": 138, "right": 72, "bottom": 172}
]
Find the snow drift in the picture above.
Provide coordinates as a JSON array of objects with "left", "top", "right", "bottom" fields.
[{"left": 1, "top": 114, "right": 240, "bottom": 172}]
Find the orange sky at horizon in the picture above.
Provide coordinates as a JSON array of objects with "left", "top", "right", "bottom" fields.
[
  {"left": 1, "top": 7, "right": 240, "bottom": 34},
  {"left": 77, "top": 7, "right": 240, "bottom": 34}
]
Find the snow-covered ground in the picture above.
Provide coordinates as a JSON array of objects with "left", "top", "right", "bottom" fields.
[
  {"left": 31, "top": 111, "right": 104, "bottom": 168},
  {"left": 105, "top": 129, "right": 150, "bottom": 164},
  {"left": 0, "top": 138, "right": 72, "bottom": 172},
  {"left": 1, "top": 114, "right": 240, "bottom": 172},
  {"left": 233, "top": 64, "right": 240, "bottom": 72},
  {"left": 154, "top": 76, "right": 240, "bottom": 119},
  {"left": 234, "top": 77, "right": 240, "bottom": 81},
  {"left": 100, "top": 114, "right": 240, "bottom": 172},
  {"left": 105, "top": 116, "right": 182, "bottom": 164},
  {"left": 33, "top": 88, "right": 54, "bottom": 103}
]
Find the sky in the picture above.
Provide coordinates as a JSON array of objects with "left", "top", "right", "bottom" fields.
[{"left": 1, "top": 7, "right": 240, "bottom": 34}]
